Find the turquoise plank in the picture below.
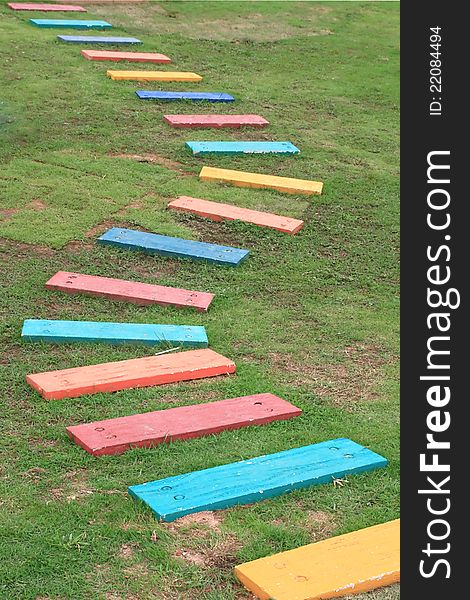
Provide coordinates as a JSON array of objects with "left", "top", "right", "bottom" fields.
[
  {"left": 97, "top": 227, "right": 249, "bottom": 267},
  {"left": 129, "top": 438, "right": 388, "bottom": 522},
  {"left": 136, "top": 91, "right": 234, "bottom": 102},
  {"left": 186, "top": 141, "right": 300, "bottom": 155},
  {"left": 31, "top": 19, "right": 112, "bottom": 29},
  {"left": 21, "top": 319, "right": 208, "bottom": 348},
  {"left": 58, "top": 35, "right": 141, "bottom": 44}
]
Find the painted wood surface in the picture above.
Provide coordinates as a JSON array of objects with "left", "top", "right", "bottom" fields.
[
  {"left": 128, "top": 439, "right": 387, "bottom": 522},
  {"left": 57, "top": 35, "right": 142, "bottom": 44},
  {"left": 136, "top": 91, "right": 234, "bottom": 102},
  {"left": 81, "top": 50, "right": 171, "bottom": 63},
  {"left": 107, "top": 70, "right": 202, "bottom": 82},
  {"left": 234, "top": 519, "right": 400, "bottom": 600},
  {"left": 8, "top": 3, "right": 86, "bottom": 11},
  {"left": 26, "top": 348, "right": 236, "bottom": 400},
  {"left": 200, "top": 166, "right": 323, "bottom": 195},
  {"left": 186, "top": 141, "right": 299, "bottom": 155},
  {"left": 168, "top": 196, "right": 304, "bottom": 235},
  {"left": 45, "top": 271, "right": 214, "bottom": 311},
  {"left": 97, "top": 227, "right": 249, "bottom": 267},
  {"left": 21, "top": 319, "right": 208, "bottom": 348},
  {"left": 164, "top": 114, "right": 268, "bottom": 128},
  {"left": 67, "top": 393, "right": 302, "bottom": 456},
  {"left": 30, "top": 19, "right": 111, "bottom": 28}
]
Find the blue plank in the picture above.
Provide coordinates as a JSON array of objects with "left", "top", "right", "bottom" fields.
[
  {"left": 129, "top": 438, "right": 388, "bottom": 522},
  {"left": 186, "top": 141, "right": 300, "bottom": 155},
  {"left": 31, "top": 19, "right": 112, "bottom": 29},
  {"left": 136, "top": 91, "right": 234, "bottom": 102},
  {"left": 58, "top": 35, "right": 142, "bottom": 44},
  {"left": 97, "top": 227, "right": 249, "bottom": 267},
  {"left": 21, "top": 319, "right": 208, "bottom": 348}
]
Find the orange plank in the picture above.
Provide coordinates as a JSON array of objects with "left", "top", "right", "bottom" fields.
[
  {"left": 235, "top": 520, "right": 400, "bottom": 600},
  {"left": 26, "top": 349, "right": 235, "bottom": 400},
  {"left": 168, "top": 196, "right": 304, "bottom": 234},
  {"left": 81, "top": 50, "right": 171, "bottom": 63},
  {"left": 107, "top": 70, "right": 202, "bottom": 82}
]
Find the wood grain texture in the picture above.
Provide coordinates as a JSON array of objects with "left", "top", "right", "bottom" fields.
[
  {"left": 186, "top": 141, "right": 299, "bottom": 155},
  {"left": 107, "top": 70, "right": 202, "bottom": 82},
  {"left": 21, "top": 319, "right": 208, "bottom": 348},
  {"left": 97, "top": 227, "right": 249, "bottom": 267},
  {"left": 57, "top": 35, "right": 142, "bottom": 44},
  {"left": 45, "top": 271, "right": 214, "bottom": 311},
  {"left": 234, "top": 519, "right": 400, "bottom": 600},
  {"left": 168, "top": 196, "right": 304, "bottom": 235},
  {"left": 67, "top": 393, "right": 302, "bottom": 456},
  {"left": 26, "top": 348, "right": 236, "bottom": 400},
  {"left": 164, "top": 114, "right": 268, "bottom": 128},
  {"left": 8, "top": 3, "right": 86, "bottom": 11},
  {"left": 200, "top": 166, "right": 323, "bottom": 195},
  {"left": 30, "top": 19, "right": 111, "bottom": 28},
  {"left": 136, "top": 91, "right": 234, "bottom": 102},
  {"left": 81, "top": 50, "right": 170, "bottom": 62},
  {"left": 128, "top": 439, "right": 387, "bottom": 522}
]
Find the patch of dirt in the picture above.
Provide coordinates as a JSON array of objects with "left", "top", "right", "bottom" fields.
[
  {"left": 269, "top": 343, "right": 396, "bottom": 409},
  {"left": 28, "top": 200, "right": 47, "bottom": 210},
  {"left": 0, "top": 237, "right": 55, "bottom": 258},
  {"left": 0, "top": 208, "right": 20, "bottom": 219},
  {"left": 166, "top": 511, "right": 224, "bottom": 534},
  {"left": 48, "top": 469, "right": 94, "bottom": 503},
  {"left": 173, "top": 534, "right": 241, "bottom": 570},
  {"left": 29, "top": 437, "right": 58, "bottom": 448},
  {"left": 110, "top": 153, "right": 193, "bottom": 176},
  {"left": 123, "top": 562, "right": 149, "bottom": 578},
  {"left": 118, "top": 543, "right": 138, "bottom": 560}
]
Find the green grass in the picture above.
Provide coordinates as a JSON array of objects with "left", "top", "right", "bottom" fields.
[{"left": 0, "top": 1, "right": 399, "bottom": 599}]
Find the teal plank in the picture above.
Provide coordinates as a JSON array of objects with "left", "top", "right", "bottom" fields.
[
  {"left": 186, "top": 141, "right": 300, "bottom": 155},
  {"left": 129, "top": 438, "right": 387, "bottom": 521},
  {"left": 31, "top": 19, "right": 112, "bottom": 29},
  {"left": 97, "top": 227, "right": 249, "bottom": 267},
  {"left": 57, "top": 35, "right": 141, "bottom": 44},
  {"left": 21, "top": 319, "right": 208, "bottom": 348}
]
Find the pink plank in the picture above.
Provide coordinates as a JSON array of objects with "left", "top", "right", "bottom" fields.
[
  {"left": 67, "top": 393, "right": 301, "bottom": 456},
  {"left": 81, "top": 50, "right": 171, "bottom": 63},
  {"left": 45, "top": 271, "right": 214, "bottom": 311},
  {"left": 8, "top": 3, "right": 87, "bottom": 11},
  {"left": 163, "top": 114, "right": 269, "bottom": 128}
]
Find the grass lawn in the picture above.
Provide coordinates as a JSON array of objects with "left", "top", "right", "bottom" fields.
[{"left": 0, "top": 1, "right": 399, "bottom": 599}]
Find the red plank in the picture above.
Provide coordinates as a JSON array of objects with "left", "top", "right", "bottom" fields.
[
  {"left": 81, "top": 50, "right": 171, "bottom": 63},
  {"left": 67, "top": 393, "right": 301, "bottom": 456},
  {"left": 8, "top": 3, "right": 87, "bottom": 11},
  {"left": 26, "top": 349, "right": 236, "bottom": 400},
  {"left": 163, "top": 114, "right": 269, "bottom": 128},
  {"left": 45, "top": 271, "right": 214, "bottom": 311},
  {"left": 168, "top": 196, "right": 304, "bottom": 235}
]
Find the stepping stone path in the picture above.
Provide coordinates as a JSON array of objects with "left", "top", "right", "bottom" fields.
[{"left": 15, "top": 7, "right": 397, "bottom": 597}]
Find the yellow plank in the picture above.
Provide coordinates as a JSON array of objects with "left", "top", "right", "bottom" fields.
[
  {"left": 199, "top": 166, "right": 323, "bottom": 196},
  {"left": 234, "top": 519, "right": 400, "bottom": 600},
  {"left": 107, "top": 70, "right": 203, "bottom": 82}
]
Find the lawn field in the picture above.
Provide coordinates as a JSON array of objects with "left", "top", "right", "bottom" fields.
[{"left": 0, "top": 1, "right": 400, "bottom": 599}]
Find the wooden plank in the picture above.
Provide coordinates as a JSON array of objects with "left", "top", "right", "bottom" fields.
[
  {"left": 21, "top": 319, "right": 208, "bottom": 348},
  {"left": 97, "top": 227, "right": 249, "bottom": 267},
  {"left": 45, "top": 271, "right": 214, "bottom": 311},
  {"left": 186, "top": 141, "right": 299, "bottom": 155},
  {"left": 67, "top": 393, "right": 302, "bottom": 456},
  {"left": 57, "top": 35, "right": 142, "bottom": 44},
  {"left": 168, "top": 196, "right": 304, "bottom": 235},
  {"left": 136, "top": 91, "right": 234, "bottom": 102},
  {"left": 163, "top": 114, "right": 268, "bottom": 128},
  {"left": 26, "top": 348, "right": 236, "bottom": 400},
  {"left": 8, "top": 3, "right": 87, "bottom": 11},
  {"left": 107, "top": 70, "right": 202, "bottom": 82},
  {"left": 128, "top": 438, "right": 387, "bottom": 522},
  {"left": 81, "top": 50, "right": 171, "bottom": 63},
  {"left": 30, "top": 18, "right": 111, "bottom": 28},
  {"left": 200, "top": 166, "right": 323, "bottom": 196},
  {"left": 234, "top": 519, "right": 400, "bottom": 600}
]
